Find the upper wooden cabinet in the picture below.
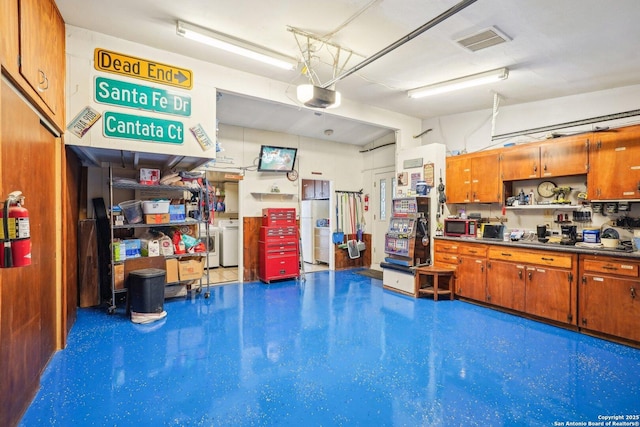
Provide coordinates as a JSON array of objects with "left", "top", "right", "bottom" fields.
[
  {"left": 588, "top": 124, "right": 640, "bottom": 200},
  {"left": 19, "top": 0, "right": 65, "bottom": 118},
  {"left": 500, "top": 135, "right": 589, "bottom": 181},
  {"left": 446, "top": 149, "right": 502, "bottom": 204},
  {"left": 539, "top": 134, "right": 589, "bottom": 177},
  {"left": 302, "top": 179, "right": 330, "bottom": 200},
  {"left": 0, "top": 0, "right": 65, "bottom": 130}
]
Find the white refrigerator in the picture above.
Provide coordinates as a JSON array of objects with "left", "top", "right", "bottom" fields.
[{"left": 300, "top": 200, "right": 330, "bottom": 263}]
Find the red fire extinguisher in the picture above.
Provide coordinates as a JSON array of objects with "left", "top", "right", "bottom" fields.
[
  {"left": 364, "top": 194, "right": 369, "bottom": 211},
  {"left": 0, "top": 191, "right": 31, "bottom": 268}
]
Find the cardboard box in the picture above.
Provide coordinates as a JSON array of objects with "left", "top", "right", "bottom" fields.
[
  {"left": 140, "top": 168, "right": 160, "bottom": 185},
  {"left": 178, "top": 256, "right": 205, "bottom": 281},
  {"left": 145, "top": 213, "right": 171, "bottom": 224},
  {"left": 113, "top": 263, "right": 125, "bottom": 289},
  {"left": 165, "top": 258, "right": 179, "bottom": 284}
]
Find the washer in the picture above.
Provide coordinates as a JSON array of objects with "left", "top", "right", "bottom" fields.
[
  {"left": 218, "top": 219, "right": 239, "bottom": 267},
  {"left": 198, "top": 223, "right": 219, "bottom": 268}
]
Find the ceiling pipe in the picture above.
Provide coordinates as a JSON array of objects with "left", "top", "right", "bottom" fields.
[{"left": 321, "top": 0, "right": 478, "bottom": 89}]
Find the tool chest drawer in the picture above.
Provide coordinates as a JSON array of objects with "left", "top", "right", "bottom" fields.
[
  {"left": 262, "top": 208, "right": 296, "bottom": 226},
  {"left": 260, "top": 226, "right": 298, "bottom": 241}
]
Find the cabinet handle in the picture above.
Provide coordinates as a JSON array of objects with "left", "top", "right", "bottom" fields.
[
  {"left": 469, "top": 250, "right": 477, "bottom": 254},
  {"left": 533, "top": 164, "right": 537, "bottom": 172},
  {"left": 38, "top": 69, "right": 49, "bottom": 91},
  {"left": 541, "top": 257, "right": 554, "bottom": 261},
  {"left": 603, "top": 265, "right": 618, "bottom": 271},
  {"left": 631, "top": 287, "right": 636, "bottom": 299},
  {"left": 501, "top": 252, "right": 511, "bottom": 256},
  {"left": 518, "top": 270, "right": 523, "bottom": 279},
  {"left": 528, "top": 271, "right": 533, "bottom": 280},
  {"left": 543, "top": 164, "right": 547, "bottom": 171}
]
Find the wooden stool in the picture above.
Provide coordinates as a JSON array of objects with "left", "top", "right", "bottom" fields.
[{"left": 414, "top": 266, "right": 456, "bottom": 301}]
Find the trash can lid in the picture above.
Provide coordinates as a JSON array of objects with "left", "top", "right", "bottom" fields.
[{"left": 128, "top": 268, "right": 166, "bottom": 278}]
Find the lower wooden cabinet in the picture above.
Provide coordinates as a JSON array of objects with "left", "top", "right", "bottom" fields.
[
  {"left": 486, "top": 260, "right": 525, "bottom": 312},
  {"left": 433, "top": 238, "right": 640, "bottom": 344},
  {"left": 579, "top": 256, "right": 640, "bottom": 343},
  {"left": 455, "top": 243, "right": 487, "bottom": 301},
  {"left": 487, "top": 247, "right": 577, "bottom": 325}
]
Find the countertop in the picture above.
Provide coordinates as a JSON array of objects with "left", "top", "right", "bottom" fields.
[{"left": 435, "top": 236, "right": 640, "bottom": 259}]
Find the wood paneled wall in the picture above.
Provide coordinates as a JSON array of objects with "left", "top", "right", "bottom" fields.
[{"left": 0, "top": 80, "right": 59, "bottom": 426}]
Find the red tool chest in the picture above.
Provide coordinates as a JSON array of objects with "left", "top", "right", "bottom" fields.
[{"left": 259, "top": 209, "right": 299, "bottom": 283}]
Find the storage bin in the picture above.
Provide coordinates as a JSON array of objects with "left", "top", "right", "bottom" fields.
[
  {"left": 583, "top": 228, "right": 600, "bottom": 243},
  {"left": 142, "top": 200, "right": 170, "bottom": 214},
  {"left": 169, "top": 204, "right": 186, "bottom": 222},
  {"left": 118, "top": 200, "right": 143, "bottom": 224},
  {"left": 127, "top": 268, "right": 166, "bottom": 314}
]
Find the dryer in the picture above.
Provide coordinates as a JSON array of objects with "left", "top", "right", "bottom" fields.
[{"left": 198, "top": 223, "right": 219, "bottom": 268}]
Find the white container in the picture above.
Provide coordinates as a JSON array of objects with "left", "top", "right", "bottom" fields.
[
  {"left": 142, "top": 200, "right": 170, "bottom": 214},
  {"left": 601, "top": 238, "right": 619, "bottom": 248}
]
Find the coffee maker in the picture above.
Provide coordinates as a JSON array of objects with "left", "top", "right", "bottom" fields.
[{"left": 560, "top": 225, "right": 577, "bottom": 245}]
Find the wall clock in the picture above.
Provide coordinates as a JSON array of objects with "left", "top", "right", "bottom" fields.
[
  {"left": 537, "top": 180, "right": 557, "bottom": 198},
  {"left": 287, "top": 169, "right": 298, "bottom": 181}
]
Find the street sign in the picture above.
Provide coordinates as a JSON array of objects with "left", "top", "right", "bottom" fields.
[
  {"left": 103, "top": 111, "right": 184, "bottom": 144},
  {"left": 95, "top": 77, "right": 191, "bottom": 117},
  {"left": 94, "top": 48, "right": 193, "bottom": 90}
]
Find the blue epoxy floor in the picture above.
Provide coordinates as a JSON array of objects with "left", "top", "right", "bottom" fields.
[{"left": 21, "top": 270, "right": 640, "bottom": 426}]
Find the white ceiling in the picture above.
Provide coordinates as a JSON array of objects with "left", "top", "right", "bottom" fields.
[{"left": 55, "top": 0, "right": 640, "bottom": 146}]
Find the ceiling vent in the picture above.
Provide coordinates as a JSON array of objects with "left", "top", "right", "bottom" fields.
[{"left": 455, "top": 27, "right": 510, "bottom": 52}]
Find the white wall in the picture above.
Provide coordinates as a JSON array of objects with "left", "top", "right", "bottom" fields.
[{"left": 422, "top": 83, "right": 640, "bottom": 154}]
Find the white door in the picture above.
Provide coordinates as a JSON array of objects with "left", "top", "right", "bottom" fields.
[{"left": 372, "top": 171, "right": 395, "bottom": 269}]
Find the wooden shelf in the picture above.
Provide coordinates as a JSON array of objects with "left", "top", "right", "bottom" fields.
[{"left": 418, "top": 286, "right": 452, "bottom": 297}]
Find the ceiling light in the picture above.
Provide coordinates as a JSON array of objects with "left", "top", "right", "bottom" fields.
[
  {"left": 407, "top": 68, "right": 509, "bottom": 98},
  {"left": 176, "top": 20, "right": 297, "bottom": 71},
  {"left": 297, "top": 84, "right": 341, "bottom": 109}
]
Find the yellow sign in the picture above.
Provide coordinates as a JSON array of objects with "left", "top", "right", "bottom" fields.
[{"left": 94, "top": 49, "right": 193, "bottom": 90}]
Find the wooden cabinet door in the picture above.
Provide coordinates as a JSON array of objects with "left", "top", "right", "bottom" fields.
[
  {"left": 471, "top": 151, "right": 502, "bottom": 203},
  {"left": 486, "top": 260, "right": 525, "bottom": 311},
  {"left": 540, "top": 135, "right": 589, "bottom": 177},
  {"left": 445, "top": 156, "right": 471, "bottom": 203},
  {"left": 580, "top": 274, "right": 640, "bottom": 342},
  {"left": 501, "top": 144, "right": 539, "bottom": 181},
  {"left": 456, "top": 255, "right": 486, "bottom": 301},
  {"left": 302, "top": 179, "right": 315, "bottom": 200},
  {"left": 19, "top": 0, "right": 65, "bottom": 116},
  {"left": 316, "top": 180, "right": 330, "bottom": 199},
  {"left": 588, "top": 125, "right": 640, "bottom": 200},
  {"left": 525, "top": 266, "right": 574, "bottom": 324}
]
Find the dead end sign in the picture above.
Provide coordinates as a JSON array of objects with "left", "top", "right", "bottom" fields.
[{"left": 94, "top": 48, "right": 193, "bottom": 90}]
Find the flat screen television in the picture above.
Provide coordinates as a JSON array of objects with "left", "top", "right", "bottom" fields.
[{"left": 257, "top": 145, "right": 297, "bottom": 172}]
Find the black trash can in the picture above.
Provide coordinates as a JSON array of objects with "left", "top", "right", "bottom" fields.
[{"left": 127, "top": 268, "right": 166, "bottom": 314}]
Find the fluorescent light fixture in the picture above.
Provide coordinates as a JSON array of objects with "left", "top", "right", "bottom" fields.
[
  {"left": 176, "top": 20, "right": 297, "bottom": 71},
  {"left": 408, "top": 67, "right": 508, "bottom": 98},
  {"left": 297, "top": 84, "right": 341, "bottom": 109}
]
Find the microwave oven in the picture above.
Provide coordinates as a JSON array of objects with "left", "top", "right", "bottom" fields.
[{"left": 444, "top": 219, "right": 477, "bottom": 238}]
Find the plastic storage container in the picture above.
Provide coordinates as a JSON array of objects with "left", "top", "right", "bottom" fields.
[
  {"left": 582, "top": 228, "right": 600, "bottom": 243},
  {"left": 118, "top": 200, "right": 143, "bottom": 224},
  {"left": 127, "top": 268, "right": 166, "bottom": 314},
  {"left": 142, "top": 200, "right": 170, "bottom": 214}
]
